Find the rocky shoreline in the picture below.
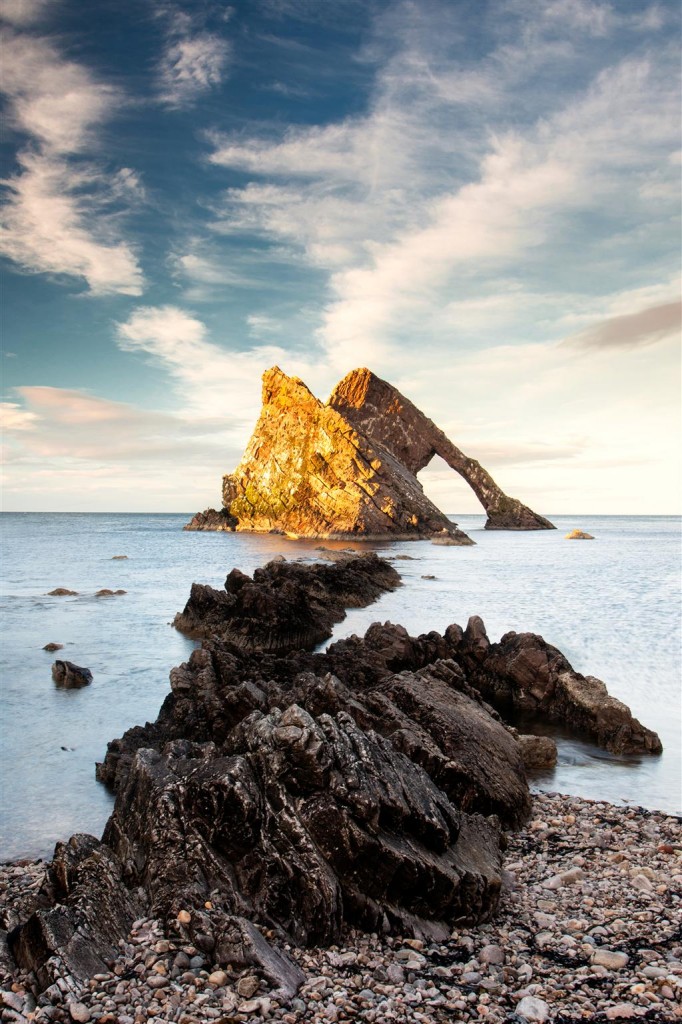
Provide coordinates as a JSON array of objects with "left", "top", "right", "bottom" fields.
[
  {"left": 0, "top": 553, "right": 672, "bottom": 1024},
  {"left": 2, "top": 791, "right": 680, "bottom": 1023}
]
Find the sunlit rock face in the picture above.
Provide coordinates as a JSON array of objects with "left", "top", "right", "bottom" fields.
[{"left": 188, "top": 366, "right": 554, "bottom": 539}]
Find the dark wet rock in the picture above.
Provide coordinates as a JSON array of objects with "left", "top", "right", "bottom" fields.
[
  {"left": 101, "top": 706, "right": 502, "bottom": 952},
  {"left": 457, "top": 616, "right": 663, "bottom": 755},
  {"left": 173, "top": 552, "right": 400, "bottom": 653},
  {"left": 95, "top": 589, "right": 126, "bottom": 597},
  {"left": 47, "top": 589, "right": 78, "bottom": 597},
  {"left": 184, "top": 507, "right": 237, "bottom": 532},
  {"left": 111, "top": 555, "right": 128, "bottom": 559},
  {"left": 42, "top": 643, "right": 64, "bottom": 652},
  {"left": 9, "top": 834, "right": 142, "bottom": 991},
  {"left": 51, "top": 662, "right": 92, "bottom": 688}
]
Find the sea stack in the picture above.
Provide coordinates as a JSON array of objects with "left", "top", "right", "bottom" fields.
[{"left": 186, "top": 367, "right": 554, "bottom": 539}]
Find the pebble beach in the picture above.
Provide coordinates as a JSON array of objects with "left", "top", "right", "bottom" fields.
[{"left": 2, "top": 792, "right": 680, "bottom": 1024}]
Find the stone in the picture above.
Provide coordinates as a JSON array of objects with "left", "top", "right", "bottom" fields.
[
  {"left": 68, "top": 1005, "right": 91, "bottom": 1023},
  {"left": 479, "top": 944, "right": 504, "bottom": 965},
  {"left": 47, "top": 588, "right": 78, "bottom": 596},
  {"left": 208, "top": 970, "right": 228, "bottom": 986},
  {"left": 592, "top": 949, "right": 629, "bottom": 970},
  {"left": 51, "top": 661, "right": 93, "bottom": 688},
  {"left": 516, "top": 995, "right": 550, "bottom": 1021},
  {"left": 517, "top": 734, "right": 557, "bottom": 769},
  {"left": 43, "top": 643, "right": 64, "bottom": 652},
  {"left": 457, "top": 617, "right": 662, "bottom": 756},
  {"left": 111, "top": 555, "right": 128, "bottom": 559},
  {"left": 605, "top": 1004, "right": 643, "bottom": 1019},
  {"left": 236, "top": 976, "right": 260, "bottom": 998},
  {"left": 565, "top": 529, "right": 595, "bottom": 540},
  {"left": 95, "top": 589, "right": 126, "bottom": 597}
]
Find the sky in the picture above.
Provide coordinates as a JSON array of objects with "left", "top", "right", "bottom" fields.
[{"left": 0, "top": 0, "right": 680, "bottom": 515}]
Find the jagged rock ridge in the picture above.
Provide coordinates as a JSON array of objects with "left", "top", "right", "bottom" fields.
[
  {"left": 185, "top": 367, "right": 555, "bottom": 539},
  {"left": 9, "top": 554, "right": 660, "bottom": 1001}
]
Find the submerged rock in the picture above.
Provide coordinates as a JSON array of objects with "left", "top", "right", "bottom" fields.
[
  {"left": 51, "top": 661, "right": 93, "bottom": 688},
  {"left": 186, "top": 367, "right": 554, "bottom": 539},
  {"left": 47, "top": 588, "right": 78, "bottom": 597},
  {"left": 43, "top": 642, "right": 64, "bottom": 652},
  {"left": 566, "top": 529, "right": 595, "bottom": 539}
]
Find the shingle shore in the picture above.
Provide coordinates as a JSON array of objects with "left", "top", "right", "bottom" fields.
[{"left": 2, "top": 792, "right": 680, "bottom": 1024}]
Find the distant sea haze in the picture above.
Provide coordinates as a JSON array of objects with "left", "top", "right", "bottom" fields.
[{"left": 0, "top": 512, "right": 680, "bottom": 861}]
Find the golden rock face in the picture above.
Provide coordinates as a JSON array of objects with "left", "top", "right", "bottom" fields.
[{"left": 207, "top": 366, "right": 554, "bottom": 540}]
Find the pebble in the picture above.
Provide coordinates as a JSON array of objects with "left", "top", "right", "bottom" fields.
[
  {"left": 1, "top": 793, "right": 680, "bottom": 1024},
  {"left": 593, "top": 949, "right": 629, "bottom": 970},
  {"left": 68, "top": 1004, "right": 91, "bottom": 1023},
  {"left": 516, "top": 995, "right": 550, "bottom": 1021}
]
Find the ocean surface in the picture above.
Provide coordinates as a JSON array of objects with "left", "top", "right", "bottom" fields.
[{"left": 0, "top": 512, "right": 680, "bottom": 862}]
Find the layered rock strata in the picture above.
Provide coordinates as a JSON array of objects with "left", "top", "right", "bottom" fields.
[
  {"left": 9, "top": 555, "right": 661, "bottom": 1000},
  {"left": 187, "top": 366, "right": 554, "bottom": 539}
]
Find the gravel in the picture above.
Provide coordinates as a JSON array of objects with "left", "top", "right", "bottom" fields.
[{"left": 1, "top": 792, "right": 680, "bottom": 1023}]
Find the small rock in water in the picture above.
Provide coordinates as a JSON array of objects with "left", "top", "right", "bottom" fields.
[
  {"left": 565, "top": 528, "right": 595, "bottom": 539},
  {"left": 43, "top": 642, "right": 64, "bottom": 651},
  {"left": 51, "top": 660, "right": 93, "bottom": 688},
  {"left": 95, "top": 588, "right": 127, "bottom": 597},
  {"left": 47, "top": 588, "right": 78, "bottom": 596},
  {"left": 111, "top": 555, "right": 128, "bottom": 559}
]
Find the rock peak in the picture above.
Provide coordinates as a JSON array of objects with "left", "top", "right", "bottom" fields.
[{"left": 186, "top": 366, "right": 554, "bottom": 538}]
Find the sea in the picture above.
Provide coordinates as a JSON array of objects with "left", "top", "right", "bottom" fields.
[{"left": 0, "top": 512, "right": 680, "bottom": 862}]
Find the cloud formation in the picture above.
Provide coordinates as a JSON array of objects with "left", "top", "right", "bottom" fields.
[
  {"left": 0, "top": 29, "right": 144, "bottom": 294},
  {"left": 566, "top": 301, "right": 681, "bottom": 350},
  {"left": 156, "top": 8, "right": 229, "bottom": 107}
]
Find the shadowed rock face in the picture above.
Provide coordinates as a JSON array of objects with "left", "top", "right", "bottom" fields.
[{"left": 329, "top": 368, "right": 555, "bottom": 531}]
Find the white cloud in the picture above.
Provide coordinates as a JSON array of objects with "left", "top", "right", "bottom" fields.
[
  {"left": 114, "top": 305, "right": 327, "bottom": 422},
  {"left": 0, "top": 29, "right": 144, "bottom": 294},
  {"left": 0, "top": 0, "right": 50, "bottom": 26},
  {"left": 565, "top": 300, "right": 681, "bottom": 350},
  {"left": 158, "top": 28, "right": 229, "bottom": 107},
  {"left": 1, "top": 152, "right": 144, "bottom": 295}
]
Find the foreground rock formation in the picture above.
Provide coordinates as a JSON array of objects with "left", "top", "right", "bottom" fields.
[
  {"left": 4, "top": 792, "right": 680, "bottom": 1023},
  {"left": 186, "top": 367, "right": 555, "bottom": 540},
  {"left": 7, "top": 554, "right": 662, "bottom": 1006}
]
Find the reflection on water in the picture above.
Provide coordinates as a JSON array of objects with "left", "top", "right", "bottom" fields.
[{"left": 1, "top": 512, "right": 680, "bottom": 861}]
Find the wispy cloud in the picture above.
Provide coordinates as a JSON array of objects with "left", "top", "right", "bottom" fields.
[
  {"left": 156, "top": 7, "right": 230, "bottom": 108},
  {"left": 0, "top": 29, "right": 144, "bottom": 294},
  {"left": 206, "top": 1, "right": 680, "bottom": 371},
  {"left": 565, "top": 300, "right": 681, "bottom": 350}
]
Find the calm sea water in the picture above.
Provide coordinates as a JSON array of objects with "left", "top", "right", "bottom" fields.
[{"left": 0, "top": 513, "right": 679, "bottom": 861}]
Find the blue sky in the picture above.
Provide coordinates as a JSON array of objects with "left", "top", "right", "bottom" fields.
[{"left": 1, "top": 0, "right": 680, "bottom": 513}]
